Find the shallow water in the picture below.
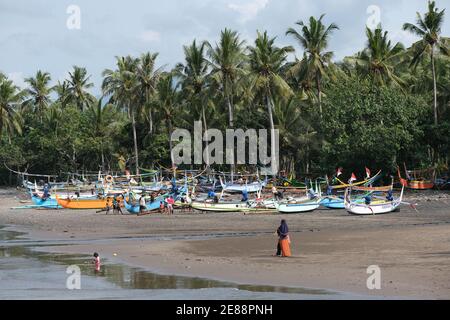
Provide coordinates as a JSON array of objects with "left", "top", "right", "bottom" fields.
[{"left": 0, "top": 227, "right": 374, "bottom": 300}]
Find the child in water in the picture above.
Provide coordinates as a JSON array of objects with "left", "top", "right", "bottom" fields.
[{"left": 93, "top": 252, "right": 101, "bottom": 272}]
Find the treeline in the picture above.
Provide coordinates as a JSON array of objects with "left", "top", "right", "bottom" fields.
[{"left": 0, "top": 1, "right": 449, "bottom": 184}]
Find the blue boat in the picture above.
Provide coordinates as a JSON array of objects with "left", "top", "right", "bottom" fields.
[
  {"left": 123, "top": 194, "right": 169, "bottom": 214},
  {"left": 31, "top": 195, "right": 62, "bottom": 209},
  {"left": 320, "top": 196, "right": 345, "bottom": 209}
]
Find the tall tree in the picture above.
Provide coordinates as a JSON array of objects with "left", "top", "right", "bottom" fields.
[
  {"left": 206, "top": 29, "right": 246, "bottom": 129},
  {"left": 23, "top": 70, "right": 52, "bottom": 118},
  {"left": 346, "top": 26, "right": 405, "bottom": 87},
  {"left": 137, "top": 52, "right": 163, "bottom": 134},
  {"left": 54, "top": 80, "right": 70, "bottom": 108},
  {"left": 286, "top": 15, "right": 339, "bottom": 116},
  {"left": 66, "top": 66, "right": 95, "bottom": 111},
  {"left": 153, "top": 72, "right": 179, "bottom": 167},
  {"left": 176, "top": 40, "right": 210, "bottom": 132},
  {"left": 403, "top": 0, "right": 450, "bottom": 125},
  {"left": 0, "top": 77, "right": 23, "bottom": 141},
  {"left": 248, "top": 31, "right": 293, "bottom": 176},
  {"left": 102, "top": 56, "right": 141, "bottom": 174}
]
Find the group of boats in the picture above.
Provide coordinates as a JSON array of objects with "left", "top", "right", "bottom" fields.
[{"left": 12, "top": 167, "right": 419, "bottom": 216}]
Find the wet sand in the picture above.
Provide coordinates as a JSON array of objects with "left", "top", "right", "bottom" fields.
[{"left": 1, "top": 188, "right": 449, "bottom": 299}]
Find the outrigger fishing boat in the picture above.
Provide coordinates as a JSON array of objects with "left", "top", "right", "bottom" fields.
[
  {"left": 344, "top": 185, "right": 404, "bottom": 215},
  {"left": 122, "top": 193, "right": 168, "bottom": 214},
  {"left": 276, "top": 181, "right": 322, "bottom": 214},
  {"left": 219, "top": 176, "right": 267, "bottom": 193},
  {"left": 321, "top": 169, "right": 382, "bottom": 209},
  {"left": 398, "top": 164, "right": 435, "bottom": 190}
]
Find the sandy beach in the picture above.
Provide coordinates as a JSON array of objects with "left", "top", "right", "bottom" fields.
[{"left": 1, "top": 188, "right": 449, "bottom": 299}]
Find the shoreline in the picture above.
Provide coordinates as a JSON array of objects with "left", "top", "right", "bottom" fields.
[{"left": 1, "top": 189, "right": 450, "bottom": 299}]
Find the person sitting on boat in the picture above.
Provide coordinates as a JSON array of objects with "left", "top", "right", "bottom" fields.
[
  {"left": 326, "top": 185, "right": 333, "bottom": 196},
  {"left": 207, "top": 190, "right": 215, "bottom": 199},
  {"left": 241, "top": 189, "right": 249, "bottom": 202},
  {"left": 386, "top": 190, "right": 394, "bottom": 202},
  {"left": 213, "top": 195, "right": 219, "bottom": 203},
  {"left": 364, "top": 194, "right": 372, "bottom": 205},
  {"left": 139, "top": 195, "right": 146, "bottom": 213},
  {"left": 42, "top": 183, "right": 50, "bottom": 200},
  {"left": 307, "top": 189, "right": 317, "bottom": 200}
]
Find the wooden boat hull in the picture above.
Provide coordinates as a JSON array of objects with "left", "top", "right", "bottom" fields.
[
  {"left": 56, "top": 196, "right": 111, "bottom": 209},
  {"left": 123, "top": 195, "right": 167, "bottom": 214},
  {"left": 344, "top": 186, "right": 404, "bottom": 215},
  {"left": 408, "top": 180, "right": 434, "bottom": 190},
  {"left": 31, "top": 196, "right": 62, "bottom": 209},
  {"left": 277, "top": 199, "right": 321, "bottom": 214},
  {"left": 320, "top": 197, "right": 345, "bottom": 209},
  {"left": 345, "top": 201, "right": 401, "bottom": 215},
  {"left": 191, "top": 201, "right": 274, "bottom": 213}
]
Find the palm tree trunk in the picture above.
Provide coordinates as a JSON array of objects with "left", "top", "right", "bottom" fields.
[
  {"left": 316, "top": 74, "right": 322, "bottom": 117},
  {"left": 266, "top": 95, "right": 277, "bottom": 179},
  {"left": 431, "top": 48, "right": 438, "bottom": 126},
  {"left": 167, "top": 117, "right": 174, "bottom": 167},
  {"left": 226, "top": 85, "right": 235, "bottom": 178},
  {"left": 131, "top": 109, "right": 140, "bottom": 175},
  {"left": 148, "top": 108, "right": 153, "bottom": 134},
  {"left": 202, "top": 103, "right": 211, "bottom": 167}
]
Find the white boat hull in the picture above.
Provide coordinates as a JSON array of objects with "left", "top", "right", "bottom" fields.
[{"left": 277, "top": 199, "right": 321, "bottom": 214}]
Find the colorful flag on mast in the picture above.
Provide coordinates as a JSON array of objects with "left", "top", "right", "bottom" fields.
[
  {"left": 365, "top": 167, "right": 371, "bottom": 179},
  {"left": 348, "top": 173, "right": 357, "bottom": 184},
  {"left": 336, "top": 167, "right": 343, "bottom": 177}
]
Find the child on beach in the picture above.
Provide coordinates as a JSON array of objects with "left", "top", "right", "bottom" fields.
[{"left": 93, "top": 252, "right": 101, "bottom": 272}]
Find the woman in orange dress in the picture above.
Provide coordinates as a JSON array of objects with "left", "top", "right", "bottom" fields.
[{"left": 277, "top": 220, "right": 291, "bottom": 257}]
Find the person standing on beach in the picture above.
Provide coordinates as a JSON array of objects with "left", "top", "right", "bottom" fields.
[
  {"left": 166, "top": 196, "right": 175, "bottom": 215},
  {"left": 276, "top": 220, "right": 291, "bottom": 257},
  {"left": 93, "top": 252, "right": 101, "bottom": 272},
  {"left": 139, "top": 195, "right": 146, "bottom": 214}
]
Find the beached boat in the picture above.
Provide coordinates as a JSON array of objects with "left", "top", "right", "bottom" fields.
[
  {"left": 191, "top": 199, "right": 274, "bottom": 213},
  {"left": 56, "top": 195, "right": 112, "bottom": 209},
  {"left": 398, "top": 165, "right": 435, "bottom": 190},
  {"left": 320, "top": 196, "right": 346, "bottom": 209},
  {"left": 123, "top": 194, "right": 168, "bottom": 214},
  {"left": 219, "top": 177, "right": 266, "bottom": 193},
  {"left": 276, "top": 197, "right": 321, "bottom": 214},
  {"left": 344, "top": 185, "right": 404, "bottom": 215},
  {"left": 31, "top": 195, "right": 62, "bottom": 209}
]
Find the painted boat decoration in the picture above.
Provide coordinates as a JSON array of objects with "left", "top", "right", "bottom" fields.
[
  {"left": 320, "top": 196, "right": 345, "bottom": 209},
  {"left": 344, "top": 185, "right": 404, "bottom": 215}
]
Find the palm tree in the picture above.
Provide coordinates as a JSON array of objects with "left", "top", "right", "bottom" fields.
[
  {"left": 346, "top": 26, "right": 405, "bottom": 87},
  {"left": 23, "top": 70, "right": 52, "bottom": 119},
  {"left": 403, "top": 0, "right": 450, "bottom": 125},
  {"left": 66, "top": 66, "right": 95, "bottom": 111},
  {"left": 153, "top": 72, "right": 179, "bottom": 167},
  {"left": 102, "top": 56, "right": 141, "bottom": 174},
  {"left": 176, "top": 40, "right": 210, "bottom": 131},
  {"left": 54, "top": 80, "right": 70, "bottom": 108},
  {"left": 0, "top": 77, "right": 23, "bottom": 141},
  {"left": 286, "top": 15, "right": 339, "bottom": 116},
  {"left": 206, "top": 29, "right": 247, "bottom": 129},
  {"left": 87, "top": 98, "right": 116, "bottom": 171},
  {"left": 248, "top": 31, "right": 294, "bottom": 176},
  {"left": 136, "top": 52, "right": 163, "bottom": 134}
]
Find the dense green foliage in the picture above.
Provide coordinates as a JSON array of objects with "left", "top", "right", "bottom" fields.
[{"left": 0, "top": 1, "right": 449, "bottom": 184}]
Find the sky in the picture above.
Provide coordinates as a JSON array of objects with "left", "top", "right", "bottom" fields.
[{"left": 1, "top": 0, "right": 449, "bottom": 93}]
